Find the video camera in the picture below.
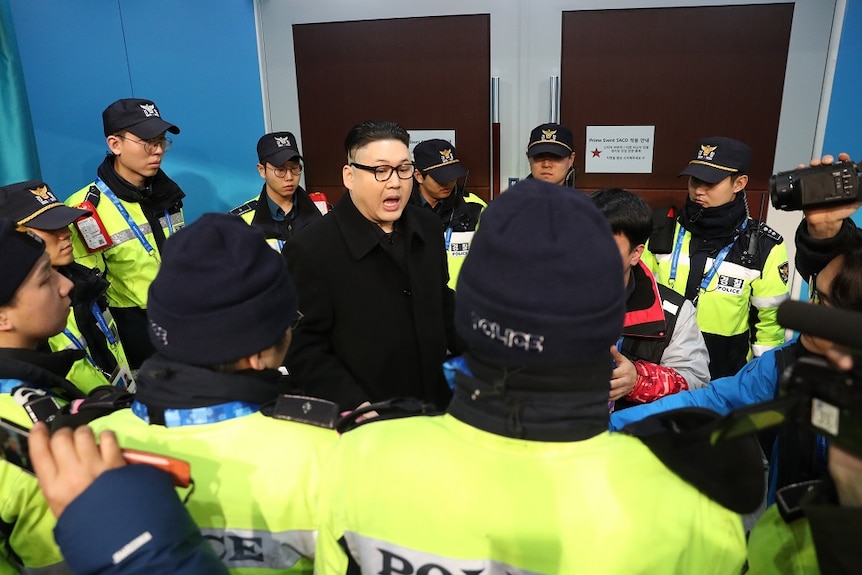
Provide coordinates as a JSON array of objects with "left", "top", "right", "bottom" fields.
[
  {"left": 712, "top": 300, "right": 862, "bottom": 458},
  {"left": 769, "top": 160, "right": 861, "bottom": 211}
]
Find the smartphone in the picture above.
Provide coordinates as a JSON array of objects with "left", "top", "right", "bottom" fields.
[{"left": 0, "top": 418, "right": 191, "bottom": 487}]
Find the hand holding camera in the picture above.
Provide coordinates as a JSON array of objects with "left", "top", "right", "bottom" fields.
[{"left": 770, "top": 152, "right": 861, "bottom": 214}]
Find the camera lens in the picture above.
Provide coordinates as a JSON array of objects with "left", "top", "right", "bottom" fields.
[{"left": 769, "top": 173, "right": 797, "bottom": 211}]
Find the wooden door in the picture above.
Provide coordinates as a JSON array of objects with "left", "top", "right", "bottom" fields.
[
  {"left": 560, "top": 4, "right": 795, "bottom": 217},
  {"left": 293, "top": 15, "right": 491, "bottom": 204}
]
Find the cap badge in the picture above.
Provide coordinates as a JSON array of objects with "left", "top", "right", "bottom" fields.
[
  {"left": 541, "top": 129, "right": 557, "bottom": 142},
  {"left": 29, "top": 185, "right": 57, "bottom": 206},
  {"left": 697, "top": 144, "right": 717, "bottom": 161},
  {"left": 274, "top": 136, "right": 292, "bottom": 148},
  {"left": 439, "top": 149, "right": 454, "bottom": 163},
  {"left": 139, "top": 103, "right": 160, "bottom": 118}
]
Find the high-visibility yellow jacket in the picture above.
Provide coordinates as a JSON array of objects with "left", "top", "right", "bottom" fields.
[{"left": 315, "top": 414, "right": 747, "bottom": 575}]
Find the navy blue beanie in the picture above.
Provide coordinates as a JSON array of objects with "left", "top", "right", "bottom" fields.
[
  {"left": 455, "top": 179, "right": 625, "bottom": 367},
  {"left": 147, "top": 213, "right": 298, "bottom": 365},
  {"left": 0, "top": 218, "right": 46, "bottom": 306}
]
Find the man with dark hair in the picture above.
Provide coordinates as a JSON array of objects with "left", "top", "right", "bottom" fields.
[
  {"left": 66, "top": 98, "right": 185, "bottom": 369},
  {"left": 314, "top": 179, "right": 762, "bottom": 574},
  {"left": 230, "top": 131, "right": 323, "bottom": 252},
  {"left": 591, "top": 188, "right": 709, "bottom": 409},
  {"left": 643, "top": 137, "right": 789, "bottom": 379},
  {"left": 525, "top": 122, "right": 576, "bottom": 187},
  {"left": 411, "top": 139, "right": 486, "bottom": 288},
  {"left": 283, "top": 120, "right": 460, "bottom": 411}
]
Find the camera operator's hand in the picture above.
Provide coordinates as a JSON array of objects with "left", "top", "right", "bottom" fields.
[
  {"left": 30, "top": 423, "right": 126, "bottom": 518},
  {"left": 800, "top": 153, "right": 861, "bottom": 239}
]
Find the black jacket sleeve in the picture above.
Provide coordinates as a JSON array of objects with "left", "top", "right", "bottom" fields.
[{"left": 794, "top": 218, "right": 862, "bottom": 279}]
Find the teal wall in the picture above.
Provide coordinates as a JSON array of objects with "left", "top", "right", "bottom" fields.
[
  {"left": 9, "top": 0, "right": 264, "bottom": 221},
  {"left": 822, "top": 0, "right": 862, "bottom": 226}
]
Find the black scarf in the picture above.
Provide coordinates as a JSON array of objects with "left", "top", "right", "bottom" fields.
[
  {"left": 133, "top": 354, "right": 288, "bottom": 412},
  {"left": 0, "top": 348, "right": 86, "bottom": 400},
  {"left": 680, "top": 193, "right": 748, "bottom": 300},
  {"left": 97, "top": 156, "right": 185, "bottom": 250},
  {"left": 447, "top": 353, "right": 610, "bottom": 442},
  {"left": 680, "top": 193, "right": 747, "bottom": 242}
]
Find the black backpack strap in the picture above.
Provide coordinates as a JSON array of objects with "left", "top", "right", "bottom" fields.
[
  {"left": 336, "top": 397, "right": 442, "bottom": 434},
  {"left": 49, "top": 385, "right": 135, "bottom": 430},
  {"left": 621, "top": 407, "right": 766, "bottom": 514},
  {"left": 84, "top": 185, "right": 101, "bottom": 207},
  {"left": 648, "top": 206, "right": 677, "bottom": 254}
]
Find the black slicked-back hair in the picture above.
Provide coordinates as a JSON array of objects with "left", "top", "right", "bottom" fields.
[{"left": 590, "top": 188, "right": 653, "bottom": 249}]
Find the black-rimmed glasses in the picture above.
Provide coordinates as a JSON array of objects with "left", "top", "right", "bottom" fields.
[
  {"left": 350, "top": 162, "right": 414, "bottom": 182},
  {"left": 268, "top": 163, "right": 303, "bottom": 178},
  {"left": 117, "top": 135, "right": 172, "bottom": 154}
]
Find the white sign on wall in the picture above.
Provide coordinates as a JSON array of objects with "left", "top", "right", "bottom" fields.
[
  {"left": 407, "top": 130, "right": 456, "bottom": 157},
  {"left": 585, "top": 125, "right": 655, "bottom": 174}
]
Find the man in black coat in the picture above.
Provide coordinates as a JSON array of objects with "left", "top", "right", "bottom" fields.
[{"left": 283, "top": 120, "right": 461, "bottom": 411}]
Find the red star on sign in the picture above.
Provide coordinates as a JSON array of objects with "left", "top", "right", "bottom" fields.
[{"left": 591, "top": 148, "right": 602, "bottom": 157}]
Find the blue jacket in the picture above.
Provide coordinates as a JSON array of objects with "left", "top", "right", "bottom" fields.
[
  {"left": 54, "top": 465, "right": 227, "bottom": 575},
  {"left": 610, "top": 338, "right": 799, "bottom": 431},
  {"left": 611, "top": 337, "right": 831, "bottom": 505}
]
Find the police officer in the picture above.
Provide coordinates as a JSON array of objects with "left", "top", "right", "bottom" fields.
[
  {"left": 411, "top": 139, "right": 486, "bottom": 288},
  {"left": 66, "top": 98, "right": 184, "bottom": 369},
  {"left": 0, "top": 218, "right": 79, "bottom": 572},
  {"left": 643, "top": 137, "right": 789, "bottom": 379},
  {"left": 0, "top": 180, "right": 133, "bottom": 392},
  {"left": 89, "top": 213, "right": 339, "bottom": 573},
  {"left": 525, "top": 122, "right": 576, "bottom": 187},
  {"left": 230, "top": 131, "right": 323, "bottom": 252},
  {"left": 314, "top": 179, "right": 764, "bottom": 574}
]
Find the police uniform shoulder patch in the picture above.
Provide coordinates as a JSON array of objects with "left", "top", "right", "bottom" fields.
[
  {"left": 229, "top": 200, "right": 257, "bottom": 217},
  {"left": 757, "top": 221, "right": 783, "bottom": 243},
  {"left": 778, "top": 261, "right": 790, "bottom": 285}
]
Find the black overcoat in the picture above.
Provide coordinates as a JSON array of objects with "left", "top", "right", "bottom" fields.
[{"left": 283, "top": 192, "right": 459, "bottom": 410}]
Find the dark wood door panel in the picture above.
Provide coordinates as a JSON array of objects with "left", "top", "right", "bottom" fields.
[
  {"left": 293, "top": 15, "right": 491, "bottom": 204},
  {"left": 561, "top": 3, "right": 794, "bottom": 217}
]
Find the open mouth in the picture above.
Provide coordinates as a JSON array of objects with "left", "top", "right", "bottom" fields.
[{"left": 382, "top": 196, "right": 401, "bottom": 211}]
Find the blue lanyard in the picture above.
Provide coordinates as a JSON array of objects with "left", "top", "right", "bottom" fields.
[
  {"left": 63, "top": 329, "right": 98, "bottom": 367},
  {"left": 669, "top": 220, "right": 748, "bottom": 293},
  {"left": 95, "top": 178, "right": 175, "bottom": 254},
  {"left": 131, "top": 400, "right": 259, "bottom": 427},
  {"left": 163, "top": 210, "right": 174, "bottom": 237},
  {"left": 442, "top": 356, "right": 471, "bottom": 390},
  {"left": 91, "top": 304, "right": 117, "bottom": 345},
  {"left": 444, "top": 227, "right": 453, "bottom": 250}
]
